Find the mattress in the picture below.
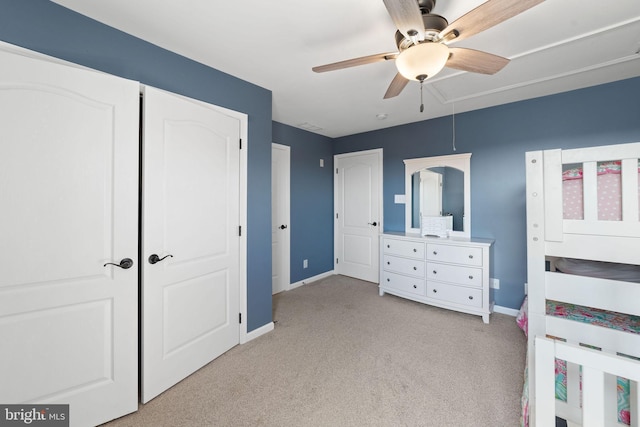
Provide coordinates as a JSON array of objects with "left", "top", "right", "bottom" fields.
[
  {"left": 518, "top": 298, "right": 640, "bottom": 426},
  {"left": 554, "top": 258, "right": 640, "bottom": 283}
]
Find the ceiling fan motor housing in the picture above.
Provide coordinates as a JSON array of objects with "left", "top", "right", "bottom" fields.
[
  {"left": 417, "top": 0, "right": 436, "bottom": 14},
  {"left": 394, "top": 13, "right": 448, "bottom": 50}
]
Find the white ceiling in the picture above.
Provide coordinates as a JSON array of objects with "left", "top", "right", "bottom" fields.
[{"left": 52, "top": 0, "right": 640, "bottom": 138}]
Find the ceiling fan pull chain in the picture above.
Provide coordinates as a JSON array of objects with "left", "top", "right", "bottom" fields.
[
  {"left": 452, "top": 102, "right": 456, "bottom": 151},
  {"left": 419, "top": 80, "right": 424, "bottom": 113}
]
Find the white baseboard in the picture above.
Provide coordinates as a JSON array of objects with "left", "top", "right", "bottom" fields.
[
  {"left": 289, "top": 270, "right": 335, "bottom": 290},
  {"left": 493, "top": 305, "right": 519, "bottom": 317},
  {"left": 241, "top": 321, "right": 274, "bottom": 344}
]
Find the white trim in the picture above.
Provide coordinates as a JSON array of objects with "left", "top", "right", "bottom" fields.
[
  {"left": 493, "top": 305, "right": 519, "bottom": 317},
  {"left": 288, "top": 270, "right": 335, "bottom": 290},
  {"left": 243, "top": 321, "right": 275, "bottom": 343}
]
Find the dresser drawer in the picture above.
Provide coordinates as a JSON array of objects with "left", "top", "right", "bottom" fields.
[
  {"left": 383, "top": 255, "right": 425, "bottom": 278},
  {"left": 383, "top": 238, "right": 424, "bottom": 259},
  {"left": 426, "top": 262, "right": 482, "bottom": 287},
  {"left": 426, "top": 243, "right": 482, "bottom": 267},
  {"left": 427, "top": 282, "right": 482, "bottom": 308},
  {"left": 381, "top": 271, "right": 426, "bottom": 296}
]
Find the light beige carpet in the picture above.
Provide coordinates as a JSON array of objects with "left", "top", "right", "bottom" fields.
[{"left": 103, "top": 275, "right": 526, "bottom": 426}]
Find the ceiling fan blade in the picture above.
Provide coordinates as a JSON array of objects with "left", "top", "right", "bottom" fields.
[
  {"left": 439, "top": 0, "right": 544, "bottom": 43},
  {"left": 382, "top": 0, "right": 425, "bottom": 41},
  {"left": 384, "top": 73, "right": 409, "bottom": 99},
  {"left": 446, "top": 47, "right": 509, "bottom": 74},
  {"left": 312, "top": 52, "right": 398, "bottom": 73}
]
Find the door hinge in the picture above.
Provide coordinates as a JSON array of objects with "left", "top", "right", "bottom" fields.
[
  {"left": 336, "top": 213, "right": 339, "bottom": 219},
  {"left": 336, "top": 258, "right": 339, "bottom": 264},
  {"left": 336, "top": 168, "right": 338, "bottom": 174},
  {"left": 239, "top": 138, "right": 242, "bottom": 149},
  {"left": 238, "top": 226, "right": 242, "bottom": 236},
  {"left": 239, "top": 313, "right": 242, "bottom": 324}
]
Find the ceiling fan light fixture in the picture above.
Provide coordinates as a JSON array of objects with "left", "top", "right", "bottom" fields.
[{"left": 395, "top": 42, "right": 449, "bottom": 81}]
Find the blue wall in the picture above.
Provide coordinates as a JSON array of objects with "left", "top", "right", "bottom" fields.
[
  {"left": 3, "top": 0, "right": 640, "bottom": 318},
  {"left": 335, "top": 77, "right": 640, "bottom": 309},
  {"left": 272, "top": 122, "right": 335, "bottom": 282},
  {"left": 0, "top": 0, "right": 273, "bottom": 332}
]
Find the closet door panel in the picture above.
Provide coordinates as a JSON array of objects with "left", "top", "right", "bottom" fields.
[
  {"left": 142, "top": 86, "right": 241, "bottom": 403},
  {"left": 0, "top": 49, "right": 139, "bottom": 427}
]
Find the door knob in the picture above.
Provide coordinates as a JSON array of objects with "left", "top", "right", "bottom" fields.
[
  {"left": 279, "top": 224, "right": 287, "bottom": 230},
  {"left": 103, "top": 258, "right": 134, "bottom": 269},
  {"left": 368, "top": 221, "right": 377, "bottom": 226},
  {"left": 148, "top": 254, "right": 173, "bottom": 264}
]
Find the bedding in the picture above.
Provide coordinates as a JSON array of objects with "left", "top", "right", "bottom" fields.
[
  {"left": 562, "top": 161, "right": 640, "bottom": 220},
  {"left": 518, "top": 298, "right": 640, "bottom": 426}
]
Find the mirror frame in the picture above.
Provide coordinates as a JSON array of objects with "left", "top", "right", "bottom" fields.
[{"left": 404, "top": 153, "right": 471, "bottom": 238}]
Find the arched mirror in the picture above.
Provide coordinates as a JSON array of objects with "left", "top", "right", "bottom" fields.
[{"left": 404, "top": 153, "right": 471, "bottom": 238}]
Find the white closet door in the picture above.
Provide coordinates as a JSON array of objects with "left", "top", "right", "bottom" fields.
[
  {"left": 142, "top": 86, "right": 241, "bottom": 403},
  {"left": 334, "top": 149, "right": 383, "bottom": 283},
  {"left": 0, "top": 50, "right": 139, "bottom": 426}
]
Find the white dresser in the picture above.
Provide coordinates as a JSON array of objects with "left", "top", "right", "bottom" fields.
[{"left": 379, "top": 232, "right": 494, "bottom": 323}]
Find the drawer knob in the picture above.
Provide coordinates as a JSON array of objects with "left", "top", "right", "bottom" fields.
[
  {"left": 413, "top": 285, "right": 417, "bottom": 289},
  {"left": 468, "top": 295, "right": 474, "bottom": 300},
  {"left": 432, "top": 270, "right": 437, "bottom": 274},
  {"left": 432, "top": 289, "right": 437, "bottom": 293},
  {"left": 468, "top": 275, "right": 473, "bottom": 280},
  {"left": 433, "top": 251, "right": 438, "bottom": 255},
  {"left": 413, "top": 266, "right": 417, "bottom": 270},
  {"left": 413, "top": 248, "right": 417, "bottom": 252},
  {"left": 468, "top": 255, "right": 474, "bottom": 259},
  {"left": 387, "top": 278, "right": 390, "bottom": 282},
  {"left": 387, "top": 244, "right": 390, "bottom": 248},
  {"left": 387, "top": 261, "right": 390, "bottom": 265}
]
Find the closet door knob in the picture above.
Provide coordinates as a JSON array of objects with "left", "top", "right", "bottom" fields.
[
  {"left": 279, "top": 224, "right": 288, "bottom": 230},
  {"left": 104, "top": 258, "right": 133, "bottom": 269},
  {"left": 149, "top": 254, "right": 173, "bottom": 264},
  {"left": 368, "top": 221, "right": 377, "bottom": 226}
]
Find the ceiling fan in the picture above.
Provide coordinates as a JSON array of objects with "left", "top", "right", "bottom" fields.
[{"left": 312, "top": 0, "right": 545, "bottom": 100}]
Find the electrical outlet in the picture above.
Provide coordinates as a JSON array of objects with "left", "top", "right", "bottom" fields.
[
  {"left": 303, "top": 259, "right": 308, "bottom": 269},
  {"left": 489, "top": 278, "right": 500, "bottom": 289}
]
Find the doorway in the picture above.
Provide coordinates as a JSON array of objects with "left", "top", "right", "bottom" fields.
[{"left": 272, "top": 143, "right": 291, "bottom": 295}]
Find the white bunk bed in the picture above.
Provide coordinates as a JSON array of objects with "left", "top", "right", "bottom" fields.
[{"left": 524, "top": 142, "right": 640, "bottom": 427}]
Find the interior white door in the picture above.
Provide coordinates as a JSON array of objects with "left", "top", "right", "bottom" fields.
[
  {"left": 421, "top": 170, "right": 442, "bottom": 216},
  {"left": 142, "top": 86, "right": 241, "bottom": 403},
  {"left": 0, "top": 50, "right": 139, "bottom": 426},
  {"left": 272, "top": 143, "right": 291, "bottom": 295},
  {"left": 334, "top": 149, "right": 383, "bottom": 283}
]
